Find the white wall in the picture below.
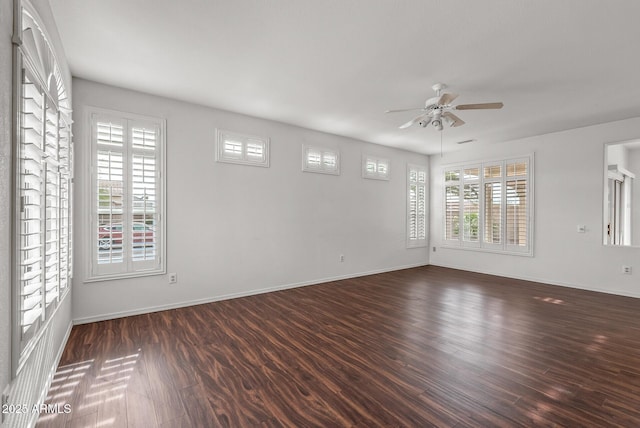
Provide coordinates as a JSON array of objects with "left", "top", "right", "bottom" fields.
[
  {"left": 430, "top": 117, "right": 640, "bottom": 298},
  {"left": 72, "top": 78, "right": 429, "bottom": 323}
]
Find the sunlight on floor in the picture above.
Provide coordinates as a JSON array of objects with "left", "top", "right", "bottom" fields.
[
  {"left": 586, "top": 334, "right": 608, "bottom": 353},
  {"left": 534, "top": 296, "right": 565, "bottom": 305},
  {"left": 37, "top": 350, "right": 142, "bottom": 427}
]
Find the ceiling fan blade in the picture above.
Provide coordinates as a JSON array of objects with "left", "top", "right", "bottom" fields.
[
  {"left": 385, "top": 107, "right": 425, "bottom": 113},
  {"left": 442, "top": 112, "right": 465, "bottom": 127},
  {"left": 399, "top": 114, "right": 428, "bottom": 129},
  {"left": 455, "top": 102, "right": 504, "bottom": 110},
  {"left": 438, "top": 93, "right": 458, "bottom": 105}
]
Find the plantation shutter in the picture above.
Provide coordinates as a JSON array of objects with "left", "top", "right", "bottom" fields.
[
  {"left": 363, "top": 156, "right": 390, "bottom": 180},
  {"left": 216, "top": 129, "right": 269, "bottom": 167},
  {"left": 442, "top": 157, "right": 531, "bottom": 254},
  {"left": 90, "top": 113, "right": 164, "bottom": 279},
  {"left": 408, "top": 165, "right": 427, "bottom": 247},
  {"left": 17, "top": 64, "right": 73, "bottom": 354},
  {"left": 302, "top": 145, "right": 340, "bottom": 175}
]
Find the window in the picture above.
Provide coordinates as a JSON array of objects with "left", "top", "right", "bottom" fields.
[
  {"left": 216, "top": 129, "right": 269, "bottom": 167},
  {"left": 13, "top": 4, "right": 73, "bottom": 367},
  {"left": 362, "top": 156, "right": 390, "bottom": 180},
  {"left": 302, "top": 145, "right": 340, "bottom": 175},
  {"left": 407, "top": 164, "right": 427, "bottom": 247},
  {"left": 444, "top": 156, "right": 533, "bottom": 255},
  {"left": 88, "top": 109, "right": 166, "bottom": 280}
]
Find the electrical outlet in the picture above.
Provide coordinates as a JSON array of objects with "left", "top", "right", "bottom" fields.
[
  {"left": 339, "top": 255, "right": 345, "bottom": 263},
  {"left": 577, "top": 225, "right": 586, "bottom": 233},
  {"left": 622, "top": 266, "right": 632, "bottom": 275},
  {"left": 169, "top": 273, "right": 178, "bottom": 284}
]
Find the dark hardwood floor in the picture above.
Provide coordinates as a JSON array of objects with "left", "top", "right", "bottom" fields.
[{"left": 37, "top": 266, "right": 640, "bottom": 427}]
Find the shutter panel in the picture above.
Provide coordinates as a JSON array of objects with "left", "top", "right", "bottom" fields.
[
  {"left": 444, "top": 169, "right": 460, "bottom": 241},
  {"left": 96, "top": 147, "right": 125, "bottom": 265},
  {"left": 131, "top": 152, "right": 158, "bottom": 263},
  {"left": 506, "top": 161, "right": 528, "bottom": 247},
  {"left": 463, "top": 182, "right": 479, "bottom": 242},
  {"left": 484, "top": 182, "right": 502, "bottom": 244},
  {"left": 445, "top": 185, "right": 460, "bottom": 240},
  {"left": 44, "top": 162, "right": 60, "bottom": 308},
  {"left": 409, "top": 184, "right": 417, "bottom": 239},
  {"left": 246, "top": 139, "right": 265, "bottom": 162},
  {"left": 19, "top": 69, "right": 45, "bottom": 342},
  {"left": 408, "top": 165, "right": 427, "bottom": 246}
]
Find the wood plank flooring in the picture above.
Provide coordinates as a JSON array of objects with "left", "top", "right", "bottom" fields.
[{"left": 36, "top": 266, "right": 640, "bottom": 427}]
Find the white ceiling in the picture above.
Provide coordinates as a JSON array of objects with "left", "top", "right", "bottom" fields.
[{"left": 49, "top": 0, "right": 640, "bottom": 155}]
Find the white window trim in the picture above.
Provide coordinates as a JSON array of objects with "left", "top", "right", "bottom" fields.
[
  {"left": 84, "top": 107, "right": 167, "bottom": 282},
  {"left": 362, "top": 155, "right": 390, "bottom": 181},
  {"left": 442, "top": 154, "right": 534, "bottom": 256},
  {"left": 302, "top": 144, "right": 340, "bottom": 175},
  {"left": 407, "top": 163, "right": 428, "bottom": 248}
]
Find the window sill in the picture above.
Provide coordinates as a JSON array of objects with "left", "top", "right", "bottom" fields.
[
  {"left": 84, "top": 268, "right": 167, "bottom": 283},
  {"left": 441, "top": 243, "right": 533, "bottom": 257}
]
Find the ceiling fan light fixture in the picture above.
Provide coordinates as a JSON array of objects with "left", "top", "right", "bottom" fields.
[
  {"left": 443, "top": 115, "right": 455, "bottom": 128},
  {"left": 432, "top": 119, "right": 443, "bottom": 131}
]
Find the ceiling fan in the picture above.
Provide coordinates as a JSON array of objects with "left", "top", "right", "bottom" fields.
[{"left": 385, "top": 83, "right": 503, "bottom": 131}]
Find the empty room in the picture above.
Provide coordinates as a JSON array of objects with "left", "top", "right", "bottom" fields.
[{"left": 2, "top": 0, "right": 640, "bottom": 427}]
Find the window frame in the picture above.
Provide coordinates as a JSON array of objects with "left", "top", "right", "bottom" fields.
[
  {"left": 215, "top": 128, "right": 270, "bottom": 167},
  {"left": 407, "top": 163, "right": 428, "bottom": 248},
  {"left": 302, "top": 144, "right": 340, "bottom": 175},
  {"left": 362, "top": 155, "right": 390, "bottom": 180},
  {"left": 11, "top": 0, "right": 73, "bottom": 374},
  {"left": 85, "top": 107, "right": 167, "bottom": 282},
  {"left": 442, "top": 154, "right": 534, "bottom": 256}
]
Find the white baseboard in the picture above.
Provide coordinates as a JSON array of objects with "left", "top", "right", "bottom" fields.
[
  {"left": 73, "top": 262, "right": 429, "bottom": 325},
  {"left": 430, "top": 262, "right": 640, "bottom": 299}
]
